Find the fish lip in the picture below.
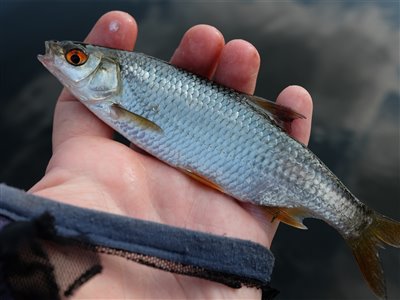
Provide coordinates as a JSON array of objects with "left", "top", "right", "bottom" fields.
[
  {"left": 37, "top": 53, "right": 49, "bottom": 65},
  {"left": 37, "top": 41, "right": 66, "bottom": 86},
  {"left": 37, "top": 40, "right": 61, "bottom": 65}
]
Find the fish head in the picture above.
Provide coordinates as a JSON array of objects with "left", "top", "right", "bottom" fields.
[{"left": 38, "top": 40, "right": 120, "bottom": 101}]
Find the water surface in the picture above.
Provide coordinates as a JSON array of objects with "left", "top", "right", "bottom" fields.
[{"left": 0, "top": 1, "right": 399, "bottom": 299}]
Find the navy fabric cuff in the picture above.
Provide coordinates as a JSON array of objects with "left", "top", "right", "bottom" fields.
[{"left": 0, "top": 183, "right": 276, "bottom": 297}]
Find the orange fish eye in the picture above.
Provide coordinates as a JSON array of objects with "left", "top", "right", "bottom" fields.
[{"left": 65, "top": 48, "right": 88, "bottom": 66}]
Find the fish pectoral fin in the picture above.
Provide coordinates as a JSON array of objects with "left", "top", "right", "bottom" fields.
[
  {"left": 262, "top": 207, "right": 309, "bottom": 230},
  {"left": 179, "top": 168, "right": 225, "bottom": 193},
  {"left": 111, "top": 103, "right": 163, "bottom": 133},
  {"left": 245, "top": 95, "right": 305, "bottom": 133}
]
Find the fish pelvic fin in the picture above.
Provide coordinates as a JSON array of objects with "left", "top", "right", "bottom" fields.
[
  {"left": 347, "top": 213, "right": 400, "bottom": 300},
  {"left": 179, "top": 168, "right": 225, "bottom": 193}
]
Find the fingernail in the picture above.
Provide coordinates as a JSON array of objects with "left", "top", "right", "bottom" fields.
[{"left": 109, "top": 20, "right": 120, "bottom": 32}]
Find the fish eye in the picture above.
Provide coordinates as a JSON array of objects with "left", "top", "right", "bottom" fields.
[{"left": 65, "top": 48, "right": 88, "bottom": 66}]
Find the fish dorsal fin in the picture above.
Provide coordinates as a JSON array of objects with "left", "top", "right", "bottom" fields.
[
  {"left": 111, "top": 103, "right": 163, "bottom": 133},
  {"left": 179, "top": 168, "right": 225, "bottom": 193},
  {"left": 262, "top": 206, "right": 310, "bottom": 230},
  {"left": 245, "top": 95, "right": 306, "bottom": 132}
]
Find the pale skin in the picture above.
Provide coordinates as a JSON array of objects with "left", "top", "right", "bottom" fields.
[{"left": 30, "top": 11, "right": 313, "bottom": 299}]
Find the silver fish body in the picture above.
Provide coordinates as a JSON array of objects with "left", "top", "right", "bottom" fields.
[
  {"left": 112, "top": 51, "right": 367, "bottom": 235},
  {"left": 39, "top": 40, "right": 400, "bottom": 299}
]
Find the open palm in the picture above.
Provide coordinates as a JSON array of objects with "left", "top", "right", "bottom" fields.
[{"left": 30, "top": 11, "right": 313, "bottom": 299}]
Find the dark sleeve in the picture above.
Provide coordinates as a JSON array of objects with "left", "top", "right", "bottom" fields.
[{"left": 0, "top": 183, "right": 277, "bottom": 300}]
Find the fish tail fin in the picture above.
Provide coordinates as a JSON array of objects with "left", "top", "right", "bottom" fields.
[{"left": 347, "top": 213, "right": 400, "bottom": 300}]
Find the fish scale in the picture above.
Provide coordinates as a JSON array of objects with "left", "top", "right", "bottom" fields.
[{"left": 39, "top": 41, "right": 400, "bottom": 299}]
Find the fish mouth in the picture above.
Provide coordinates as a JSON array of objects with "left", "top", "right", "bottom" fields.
[
  {"left": 37, "top": 40, "right": 70, "bottom": 88},
  {"left": 37, "top": 40, "right": 62, "bottom": 66}
]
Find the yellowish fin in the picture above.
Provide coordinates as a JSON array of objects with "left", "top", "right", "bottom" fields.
[
  {"left": 262, "top": 207, "right": 310, "bottom": 230},
  {"left": 111, "top": 103, "right": 163, "bottom": 133},
  {"left": 179, "top": 168, "right": 224, "bottom": 193},
  {"left": 347, "top": 213, "right": 400, "bottom": 300}
]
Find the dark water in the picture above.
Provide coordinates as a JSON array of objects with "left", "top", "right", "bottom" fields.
[{"left": 0, "top": 1, "right": 399, "bottom": 299}]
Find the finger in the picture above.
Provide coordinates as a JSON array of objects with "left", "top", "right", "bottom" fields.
[
  {"left": 53, "top": 11, "right": 137, "bottom": 151},
  {"left": 276, "top": 85, "right": 313, "bottom": 145},
  {"left": 244, "top": 86, "right": 312, "bottom": 244},
  {"left": 213, "top": 39, "right": 260, "bottom": 94},
  {"left": 170, "top": 24, "right": 225, "bottom": 78}
]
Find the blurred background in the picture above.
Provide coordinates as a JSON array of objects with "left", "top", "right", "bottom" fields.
[{"left": 0, "top": 1, "right": 399, "bottom": 299}]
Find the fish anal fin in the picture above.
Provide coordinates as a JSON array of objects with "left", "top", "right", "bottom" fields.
[
  {"left": 262, "top": 207, "right": 309, "bottom": 230},
  {"left": 347, "top": 213, "right": 400, "bottom": 299},
  {"left": 179, "top": 168, "right": 224, "bottom": 193},
  {"left": 111, "top": 103, "right": 163, "bottom": 133},
  {"left": 246, "top": 95, "right": 305, "bottom": 132}
]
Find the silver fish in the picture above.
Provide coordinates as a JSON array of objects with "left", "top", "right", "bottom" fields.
[{"left": 38, "top": 40, "right": 400, "bottom": 299}]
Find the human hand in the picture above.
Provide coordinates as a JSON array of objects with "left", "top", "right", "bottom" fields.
[{"left": 30, "top": 11, "right": 313, "bottom": 299}]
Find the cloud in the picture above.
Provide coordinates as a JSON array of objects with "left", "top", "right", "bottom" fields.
[{"left": 136, "top": 1, "right": 399, "bottom": 133}]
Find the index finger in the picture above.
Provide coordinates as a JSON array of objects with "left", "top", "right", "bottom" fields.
[{"left": 276, "top": 85, "right": 313, "bottom": 145}]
